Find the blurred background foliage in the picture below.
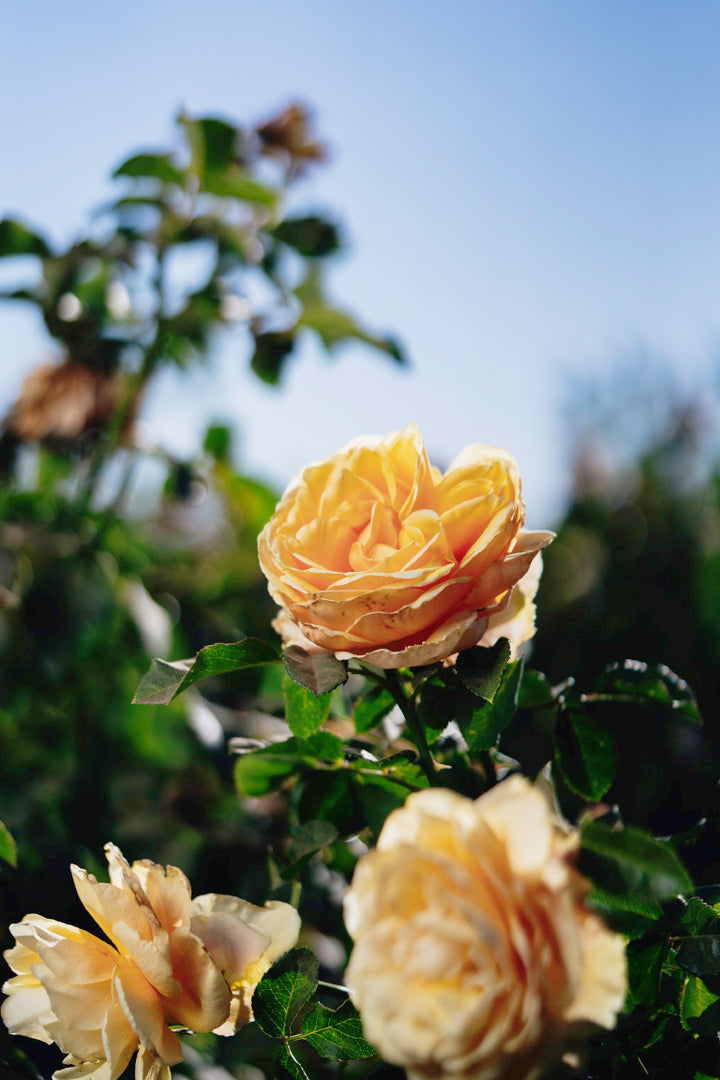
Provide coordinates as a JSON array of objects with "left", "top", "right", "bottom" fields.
[{"left": 1, "top": 106, "right": 720, "bottom": 1079}]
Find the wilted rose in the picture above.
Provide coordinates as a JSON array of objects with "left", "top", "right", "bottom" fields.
[
  {"left": 5, "top": 359, "right": 126, "bottom": 445},
  {"left": 258, "top": 425, "right": 554, "bottom": 668},
  {"left": 2, "top": 844, "right": 299, "bottom": 1080},
  {"left": 344, "top": 778, "right": 626, "bottom": 1080}
]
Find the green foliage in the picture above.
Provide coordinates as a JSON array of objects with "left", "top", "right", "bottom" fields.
[
  {"left": 133, "top": 639, "right": 280, "bottom": 704},
  {"left": 253, "top": 949, "right": 376, "bottom": 1071}
]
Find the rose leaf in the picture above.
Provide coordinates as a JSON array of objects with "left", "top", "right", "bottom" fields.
[
  {"left": 554, "top": 707, "right": 615, "bottom": 801},
  {"left": 275, "top": 1044, "right": 310, "bottom": 1080},
  {"left": 464, "top": 659, "right": 523, "bottom": 753},
  {"left": 133, "top": 638, "right": 280, "bottom": 704},
  {"left": 0, "top": 819, "right": 17, "bottom": 867},
  {"left": 455, "top": 638, "right": 511, "bottom": 701},
  {"left": 353, "top": 686, "right": 396, "bottom": 734},
  {"left": 253, "top": 948, "right": 319, "bottom": 1039},
  {"left": 299, "top": 998, "right": 377, "bottom": 1061},
  {"left": 283, "top": 645, "right": 348, "bottom": 696},
  {"left": 283, "top": 674, "right": 333, "bottom": 738},
  {"left": 680, "top": 975, "right": 720, "bottom": 1035},
  {"left": 580, "top": 821, "right": 693, "bottom": 904}
]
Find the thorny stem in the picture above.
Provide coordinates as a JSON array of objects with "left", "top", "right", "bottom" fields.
[{"left": 382, "top": 668, "right": 438, "bottom": 787}]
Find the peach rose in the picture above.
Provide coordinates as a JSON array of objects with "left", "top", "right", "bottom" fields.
[
  {"left": 258, "top": 425, "right": 553, "bottom": 668},
  {"left": 343, "top": 778, "right": 626, "bottom": 1080},
  {"left": 2, "top": 844, "right": 300, "bottom": 1080}
]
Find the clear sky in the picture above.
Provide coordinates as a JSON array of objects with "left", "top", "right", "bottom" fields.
[{"left": 3, "top": 1, "right": 720, "bottom": 525}]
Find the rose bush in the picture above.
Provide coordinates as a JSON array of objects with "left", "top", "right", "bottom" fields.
[
  {"left": 258, "top": 425, "right": 554, "bottom": 668},
  {"left": 343, "top": 777, "right": 626, "bottom": 1080},
  {"left": 2, "top": 844, "right": 300, "bottom": 1080}
]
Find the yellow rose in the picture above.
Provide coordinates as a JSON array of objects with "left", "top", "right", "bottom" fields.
[
  {"left": 258, "top": 425, "right": 554, "bottom": 668},
  {"left": 343, "top": 778, "right": 626, "bottom": 1080},
  {"left": 2, "top": 844, "right": 300, "bottom": 1080}
]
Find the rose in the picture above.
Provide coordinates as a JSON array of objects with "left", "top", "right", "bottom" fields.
[
  {"left": 2, "top": 844, "right": 300, "bottom": 1080},
  {"left": 258, "top": 425, "right": 554, "bottom": 668},
  {"left": 343, "top": 777, "right": 626, "bottom": 1080}
]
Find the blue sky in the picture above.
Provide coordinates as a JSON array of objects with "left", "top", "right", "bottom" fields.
[{"left": 3, "top": 1, "right": 720, "bottom": 524}]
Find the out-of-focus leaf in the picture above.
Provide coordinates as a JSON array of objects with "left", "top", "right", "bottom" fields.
[
  {"left": 353, "top": 686, "right": 396, "bottom": 734},
  {"left": 203, "top": 166, "right": 277, "bottom": 205},
  {"left": 0, "top": 820, "right": 17, "bottom": 867},
  {"left": 555, "top": 708, "right": 615, "bottom": 800},
  {"left": 203, "top": 423, "right": 232, "bottom": 461},
  {"left": 251, "top": 330, "right": 296, "bottom": 385},
  {"left": 596, "top": 659, "right": 702, "bottom": 725},
  {"left": 272, "top": 216, "right": 341, "bottom": 258},
  {"left": 355, "top": 774, "right": 410, "bottom": 838},
  {"left": 416, "top": 672, "right": 465, "bottom": 746},
  {"left": 253, "top": 948, "right": 318, "bottom": 1038},
  {"left": 0, "top": 218, "right": 51, "bottom": 258},
  {"left": 580, "top": 821, "right": 693, "bottom": 904},
  {"left": 180, "top": 115, "right": 238, "bottom": 175},
  {"left": 283, "top": 645, "right": 348, "bottom": 696},
  {"left": 299, "top": 302, "right": 407, "bottom": 364},
  {"left": 456, "top": 639, "right": 511, "bottom": 701},
  {"left": 300, "top": 998, "right": 376, "bottom": 1060},
  {"left": 288, "top": 820, "right": 338, "bottom": 863},
  {"left": 464, "top": 659, "right": 523, "bottom": 753},
  {"left": 113, "top": 153, "right": 186, "bottom": 187},
  {"left": 282, "top": 674, "right": 333, "bottom": 738},
  {"left": 133, "top": 638, "right": 280, "bottom": 704}
]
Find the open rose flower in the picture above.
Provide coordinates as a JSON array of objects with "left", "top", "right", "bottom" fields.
[
  {"left": 344, "top": 778, "right": 626, "bottom": 1080},
  {"left": 2, "top": 844, "right": 300, "bottom": 1080},
  {"left": 258, "top": 425, "right": 554, "bottom": 668}
]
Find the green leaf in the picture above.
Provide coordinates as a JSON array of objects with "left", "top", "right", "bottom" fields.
[
  {"left": 580, "top": 821, "right": 693, "bottom": 904},
  {"left": 681, "top": 975, "right": 720, "bottom": 1035},
  {"left": 272, "top": 216, "right": 341, "bottom": 258},
  {"left": 113, "top": 152, "right": 186, "bottom": 186},
  {"left": 675, "top": 936, "right": 720, "bottom": 981},
  {"left": 300, "top": 998, "right": 376, "bottom": 1060},
  {"left": 554, "top": 708, "right": 615, "bottom": 800},
  {"left": 596, "top": 659, "right": 702, "bottom": 725},
  {"left": 456, "top": 639, "right": 511, "bottom": 701},
  {"left": 0, "top": 820, "right": 17, "bottom": 867},
  {"left": 283, "top": 674, "right": 333, "bottom": 738},
  {"left": 283, "top": 645, "right": 348, "bottom": 696},
  {"left": 625, "top": 937, "right": 667, "bottom": 1010},
  {"left": 355, "top": 774, "right": 410, "bottom": 837},
  {"left": 416, "top": 671, "right": 468, "bottom": 746},
  {"left": 180, "top": 114, "right": 238, "bottom": 174},
  {"left": 353, "top": 686, "right": 396, "bottom": 734},
  {"left": 234, "top": 733, "right": 345, "bottom": 797},
  {"left": 518, "top": 668, "right": 556, "bottom": 709},
  {"left": 298, "top": 302, "right": 407, "bottom": 364},
  {"left": 203, "top": 166, "right": 277, "bottom": 205},
  {"left": 253, "top": 948, "right": 319, "bottom": 1038},
  {"left": 234, "top": 750, "right": 301, "bottom": 797},
  {"left": 275, "top": 1044, "right": 310, "bottom": 1080},
  {"left": 0, "top": 218, "right": 50, "bottom": 258},
  {"left": 133, "top": 638, "right": 280, "bottom": 704},
  {"left": 250, "top": 330, "right": 296, "bottom": 386},
  {"left": 288, "top": 820, "right": 338, "bottom": 863},
  {"left": 464, "top": 659, "right": 523, "bottom": 753}
]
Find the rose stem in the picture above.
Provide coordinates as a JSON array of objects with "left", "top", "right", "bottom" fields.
[{"left": 383, "top": 669, "right": 438, "bottom": 787}]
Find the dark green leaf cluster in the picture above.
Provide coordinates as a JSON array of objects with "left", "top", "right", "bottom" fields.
[{"left": 252, "top": 948, "right": 376, "bottom": 1080}]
